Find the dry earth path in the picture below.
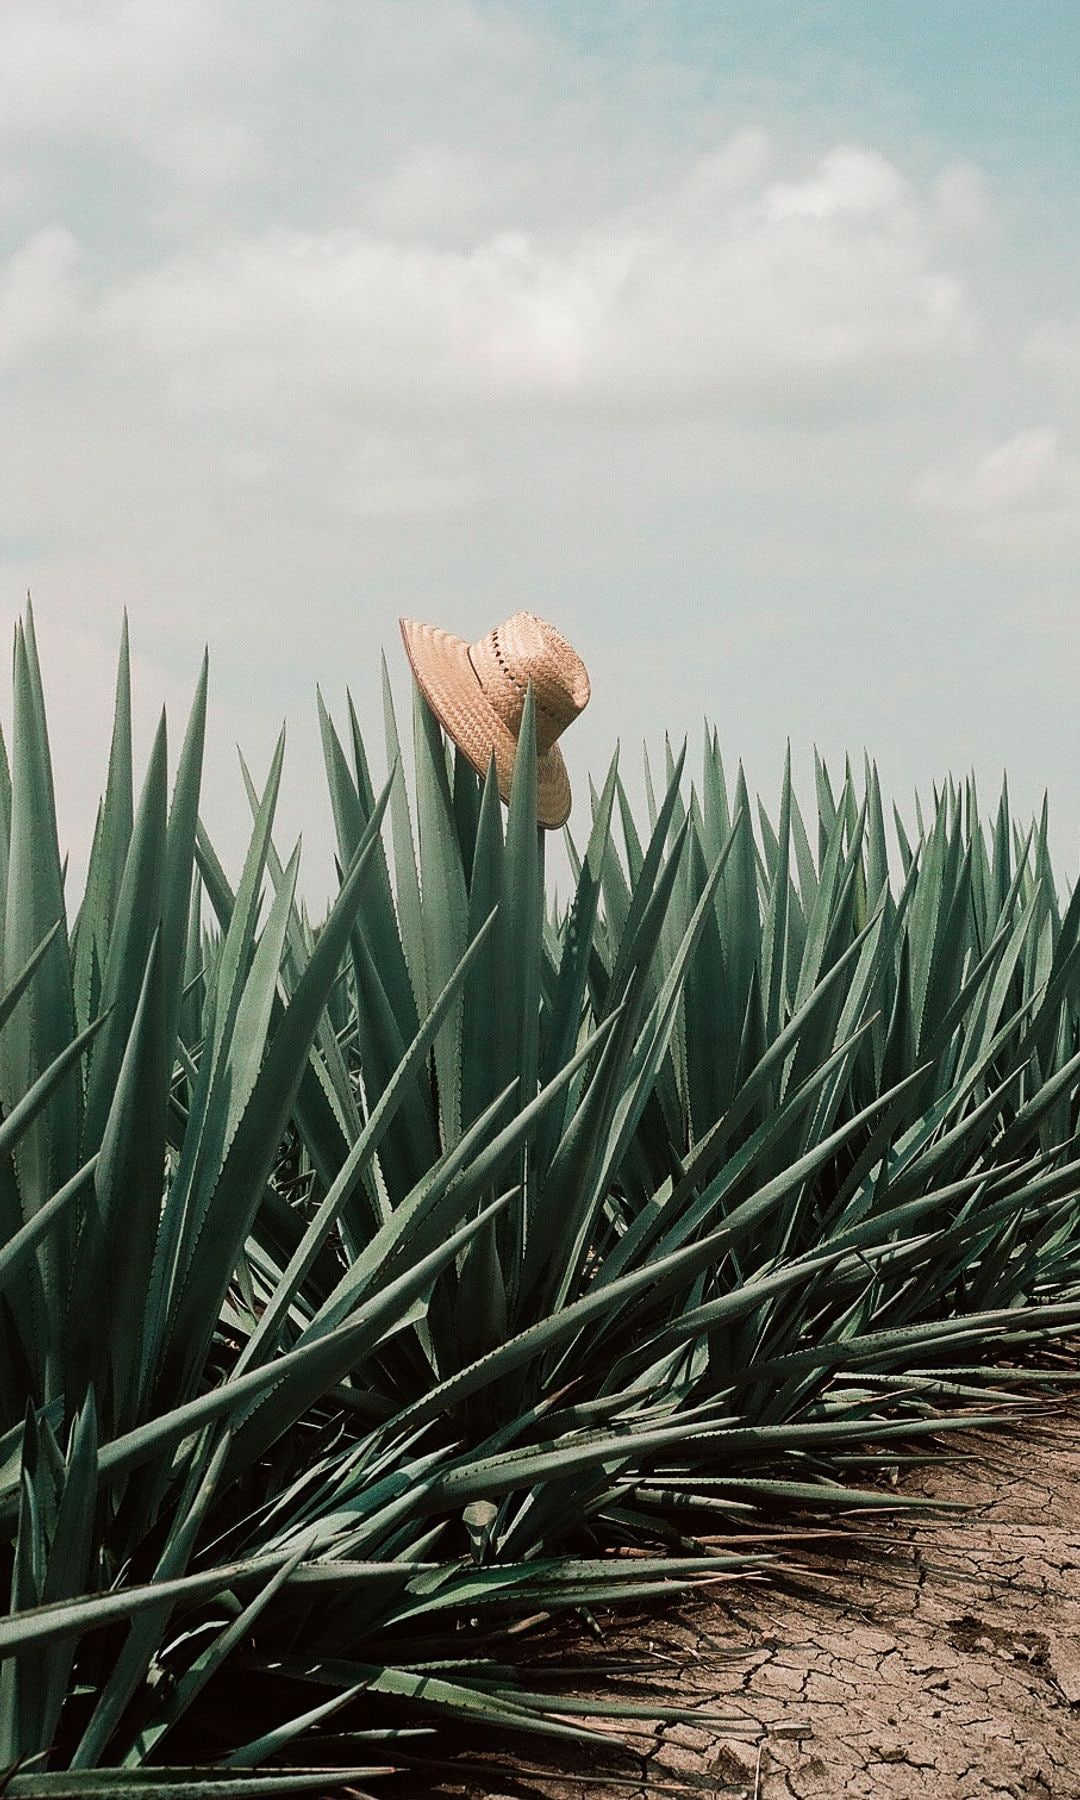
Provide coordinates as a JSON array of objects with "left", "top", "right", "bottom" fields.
[{"left": 429, "top": 1406, "right": 1080, "bottom": 1799}]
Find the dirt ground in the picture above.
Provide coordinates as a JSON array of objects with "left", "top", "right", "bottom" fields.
[{"left": 430, "top": 1405, "right": 1080, "bottom": 1799}]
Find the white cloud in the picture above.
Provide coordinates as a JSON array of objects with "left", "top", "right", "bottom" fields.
[
  {"left": 0, "top": 0, "right": 1075, "bottom": 892},
  {"left": 1024, "top": 317, "right": 1080, "bottom": 380},
  {"left": 332, "top": 435, "right": 477, "bottom": 520},
  {"left": 931, "top": 160, "right": 992, "bottom": 238},
  {"left": 663, "top": 130, "right": 776, "bottom": 216},
  {"left": 364, "top": 146, "right": 494, "bottom": 239},
  {"left": 0, "top": 227, "right": 79, "bottom": 362},
  {"left": 916, "top": 427, "right": 1080, "bottom": 555},
  {"left": 762, "top": 144, "right": 910, "bottom": 222},
  {"left": 88, "top": 139, "right": 975, "bottom": 424},
  {"left": 0, "top": 1, "right": 269, "bottom": 142}
]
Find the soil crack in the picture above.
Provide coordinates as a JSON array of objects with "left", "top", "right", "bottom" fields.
[{"left": 432, "top": 1407, "right": 1080, "bottom": 1799}]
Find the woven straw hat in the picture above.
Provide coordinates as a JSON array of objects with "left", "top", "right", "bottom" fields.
[{"left": 399, "top": 612, "right": 591, "bottom": 829}]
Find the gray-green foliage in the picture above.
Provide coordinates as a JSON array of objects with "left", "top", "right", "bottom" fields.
[{"left": 0, "top": 610, "right": 1078, "bottom": 1787}]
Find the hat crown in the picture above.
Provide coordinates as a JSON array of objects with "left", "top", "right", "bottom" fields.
[{"left": 469, "top": 613, "right": 590, "bottom": 754}]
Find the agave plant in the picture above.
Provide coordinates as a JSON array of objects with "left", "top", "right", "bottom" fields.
[{"left": 0, "top": 607, "right": 1078, "bottom": 1789}]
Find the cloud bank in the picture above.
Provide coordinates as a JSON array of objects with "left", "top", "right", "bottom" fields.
[{"left": 0, "top": 0, "right": 1076, "bottom": 889}]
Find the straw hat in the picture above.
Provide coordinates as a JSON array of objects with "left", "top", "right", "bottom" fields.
[{"left": 399, "top": 611, "right": 591, "bottom": 829}]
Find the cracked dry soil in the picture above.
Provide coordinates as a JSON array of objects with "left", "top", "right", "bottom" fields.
[{"left": 434, "top": 1406, "right": 1080, "bottom": 1799}]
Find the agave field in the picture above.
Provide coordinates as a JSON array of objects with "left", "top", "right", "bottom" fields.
[{"left": 1, "top": 606, "right": 1079, "bottom": 1790}]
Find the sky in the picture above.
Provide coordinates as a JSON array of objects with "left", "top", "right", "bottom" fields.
[{"left": 1, "top": 0, "right": 1078, "bottom": 896}]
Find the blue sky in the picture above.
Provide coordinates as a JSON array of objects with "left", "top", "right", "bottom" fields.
[{"left": 0, "top": 1, "right": 1078, "bottom": 891}]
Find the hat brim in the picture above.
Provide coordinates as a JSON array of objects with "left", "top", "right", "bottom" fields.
[{"left": 400, "top": 618, "right": 572, "bottom": 829}]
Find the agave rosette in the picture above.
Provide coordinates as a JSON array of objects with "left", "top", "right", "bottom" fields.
[{"left": 0, "top": 610, "right": 1077, "bottom": 1786}]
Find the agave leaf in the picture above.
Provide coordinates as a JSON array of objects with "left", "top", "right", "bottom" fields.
[
  {"left": 158, "top": 775, "right": 393, "bottom": 1403},
  {"left": 379, "top": 659, "right": 429, "bottom": 1013},
  {"left": 234, "top": 911, "right": 498, "bottom": 1376},
  {"left": 81, "top": 714, "right": 168, "bottom": 1158},
  {"left": 40, "top": 1190, "right": 513, "bottom": 1501},
  {"left": 5, "top": 1776, "right": 387, "bottom": 1798},
  {"left": 126, "top": 1537, "right": 314, "bottom": 1761},
  {"left": 412, "top": 684, "right": 467, "bottom": 1143},
  {"left": 459, "top": 761, "right": 504, "bottom": 1132},
  {"left": 0, "top": 1159, "right": 97, "bottom": 1300},
  {"left": 70, "top": 1431, "right": 235, "bottom": 1768},
  {"left": 2, "top": 615, "right": 79, "bottom": 1355},
  {"left": 67, "top": 933, "right": 169, "bottom": 1431},
  {"left": 0, "top": 1018, "right": 106, "bottom": 1178}
]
